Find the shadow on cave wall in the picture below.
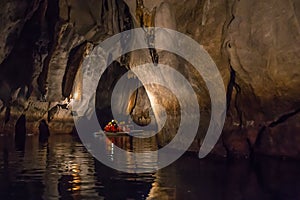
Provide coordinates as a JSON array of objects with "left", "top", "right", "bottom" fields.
[
  {"left": 96, "top": 61, "right": 125, "bottom": 128},
  {"left": 96, "top": 61, "right": 131, "bottom": 129},
  {"left": 96, "top": 60, "right": 157, "bottom": 130}
]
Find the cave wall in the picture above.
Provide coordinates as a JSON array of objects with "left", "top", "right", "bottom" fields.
[
  {"left": 0, "top": 0, "right": 131, "bottom": 133},
  {"left": 0, "top": 0, "right": 299, "bottom": 158},
  {"left": 123, "top": 0, "right": 300, "bottom": 158},
  {"left": 222, "top": 0, "right": 300, "bottom": 157}
]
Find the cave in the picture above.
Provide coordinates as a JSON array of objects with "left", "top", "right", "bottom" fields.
[{"left": 0, "top": 0, "right": 299, "bottom": 199}]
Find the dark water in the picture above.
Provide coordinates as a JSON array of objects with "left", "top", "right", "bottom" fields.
[{"left": 1, "top": 134, "right": 300, "bottom": 200}]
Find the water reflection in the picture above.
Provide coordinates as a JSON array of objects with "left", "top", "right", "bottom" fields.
[
  {"left": 14, "top": 114, "right": 26, "bottom": 151},
  {"left": 0, "top": 134, "right": 300, "bottom": 199},
  {"left": 102, "top": 134, "right": 159, "bottom": 173}
]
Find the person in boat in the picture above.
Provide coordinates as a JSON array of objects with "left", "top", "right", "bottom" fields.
[{"left": 104, "top": 119, "right": 122, "bottom": 133}]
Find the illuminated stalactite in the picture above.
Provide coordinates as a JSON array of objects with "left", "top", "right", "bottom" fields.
[
  {"left": 116, "top": 0, "right": 159, "bottom": 127},
  {"left": 72, "top": 64, "right": 83, "bottom": 101}
]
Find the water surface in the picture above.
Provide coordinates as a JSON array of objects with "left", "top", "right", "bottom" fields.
[{"left": 0, "top": 134, "right": 300, "bottom": 200}]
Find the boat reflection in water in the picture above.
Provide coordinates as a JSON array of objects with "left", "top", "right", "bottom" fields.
[
  {"left": 102, "top": 131, "right": 159, "bottom": 172},
  {"left": 1, "top": 133, "right": 300, "bottom": 199}
]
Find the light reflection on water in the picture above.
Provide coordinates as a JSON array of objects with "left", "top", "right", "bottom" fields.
[
  {"left": 1, "top": 134, "right": 300, "bottom": 200},
  {"left": 101, "top": 133, "right": 160, "bottom": 173}
]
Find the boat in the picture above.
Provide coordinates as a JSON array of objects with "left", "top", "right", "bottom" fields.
[{"left": 94, "top": 120, "right": 144, "bottom": 137}]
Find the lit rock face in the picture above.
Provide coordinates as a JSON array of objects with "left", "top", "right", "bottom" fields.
[
  {"left": 40, "top": 0, "right": 131, "bottom": 101},
  {"left": 123, "top": 0, "right": 184, "bottom": 143}
]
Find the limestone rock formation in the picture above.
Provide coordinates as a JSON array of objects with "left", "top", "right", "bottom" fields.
[
  {"left": 0, "top": 0, "right": 41, "bottom": 64},
  {"left": 0, "top": 0, "right": 132, "bottom": 134}
]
